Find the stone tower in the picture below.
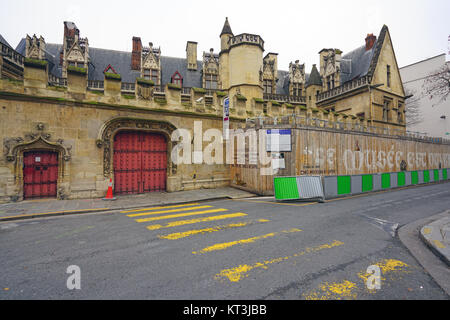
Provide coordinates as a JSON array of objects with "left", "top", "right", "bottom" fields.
[
  {"left": 305, "top": 64, "right": 323, "bottom": 108},
  {"left": 220, "top": 18, "right": 264, "bottom": 112},
  {"left": 219, "top": 17, "right": 233, "bottom": 90}
]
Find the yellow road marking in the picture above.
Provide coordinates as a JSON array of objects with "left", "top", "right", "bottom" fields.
[
  {"left": 193, "top": 228, "right": 302, "bottom": 254},
  {"left": 127, "top": 205, "right": 213, "bottom": 218},
  {"left": 304, "top": 280, "right": 358, "bottom": 300},
  {"left": 158, "top": 219, "right": 269, "bottom": 240},
  {"left": 433, "top": 240, "right": 446, "bottom": 249},
  {"left": 215, "top": 240, "right": 344, "bottom": 282},
  {"left": 121, "top": 203, "right": 201, "bottom": 214},
  {"left": 305, "top": 259, "right": 410, "bottom": 300},
  {"left": 158, "top": 219, "right": 270, "bottom": 240},
  {"left": 135, "top": 208, "right": 228, "bottom": 223},
  {"left": 146, "top": 213, "right": 249, "bottom": 230}
]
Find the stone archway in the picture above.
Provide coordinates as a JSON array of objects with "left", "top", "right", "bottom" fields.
[
  {"left": 3, "top": 123, "right": 72, "bottom": 200},
  {"left": 95, "top": 117, "right": 178, "bottom": 179}
]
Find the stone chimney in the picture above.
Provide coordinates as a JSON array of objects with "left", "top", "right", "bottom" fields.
[
  {"left": 365, "top": 33, "right": 377, "bottom": 51},
  {"left": 186, "top": 41, "right": 198, "bottom": 70},
  {"left": 131, "top": 37, "right": 142, "bottom": 71}
]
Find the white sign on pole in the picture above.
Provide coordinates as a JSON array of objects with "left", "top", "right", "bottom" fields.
[{"left": 223, "top": 97, "right": 230, "bottom": 140}]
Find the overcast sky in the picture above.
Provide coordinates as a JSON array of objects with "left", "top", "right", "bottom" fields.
[{"left": 1, "top": 0, "right": 449, "bottom": 72}]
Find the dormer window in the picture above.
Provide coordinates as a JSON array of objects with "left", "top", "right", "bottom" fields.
[
  {"left": 292, "top": 83, "right": 302, "bottom": 97},
  {"left": 327, "top": 75, "right": 335, "bottom": 90},
  {"left": 205, "top": 73, "right": 218, "bottom": 89},
  {"left": 144, "top": 68, "right": 159, "bottom": 83},
  {"left": 263, "top": 79, "right": 273, "bottom": 94},
  {"left": 171, "top": 71, "right": 183, "bottom": 86}
]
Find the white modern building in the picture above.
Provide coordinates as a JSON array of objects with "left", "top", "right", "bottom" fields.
[{"left": 400, "top": 53, "right": 450, "bottom": 139}]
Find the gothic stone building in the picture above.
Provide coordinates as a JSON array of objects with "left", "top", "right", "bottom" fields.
[{"left": 0, "top": 19, "right": 406, "bottom": 202}]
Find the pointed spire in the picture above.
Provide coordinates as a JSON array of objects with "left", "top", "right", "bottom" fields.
[
  {"left": 220, "top": 17, "right": 233, "bottom": 37},
  {"left": 307, "top": 64, "right": 322, "bottom": 87}
]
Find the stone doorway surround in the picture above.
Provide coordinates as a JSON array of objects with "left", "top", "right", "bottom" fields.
[
  {"left": 95, "top": 117, "right": 179, "bottom": 191},
  {"left": 3, "top": 122, "right": 72, "bottom": 201}
]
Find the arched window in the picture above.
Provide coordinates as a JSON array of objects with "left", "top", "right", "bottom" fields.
[{"left": 171, "top": 71, "right": 183, "bottom": 87}]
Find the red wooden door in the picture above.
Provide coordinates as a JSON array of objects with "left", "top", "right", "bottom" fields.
[
  {"left": 113, "top": 131, "right": 167, "bottom": 194},
  {"left": 23, "top": 151, "right": 58, "bottom": 199}
]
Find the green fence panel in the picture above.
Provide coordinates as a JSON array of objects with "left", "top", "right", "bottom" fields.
[
  {"left": 444, "top": 169, "right": 448, "bottom": 180},
  {"left": 274, "top": 177, "right": 299, "bottom": 200},
  {"left": 337, "top": 176, "right": 351, "bottom": 195},
  {"left": 397, "top": 172, "right": 406, "bottom": 186},
  {"left": 434, "top": 169, "right": 440, "bottom": 181},
  {"left": 411, "top": 171, "right": 418, "bottom": 184},
  {"left": 423, "top": 170, "right": 430, "bottom": 183},
  {"left": 362, "top": 174, "right": 373, "bottom": 192},
  {"left": 381, "top": 173, "right": 391, "bottom": 189}
]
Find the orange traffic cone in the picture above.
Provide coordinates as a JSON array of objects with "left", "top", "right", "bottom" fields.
[{"left": 103, "top": 178, "right": 117, "bottom": 201}]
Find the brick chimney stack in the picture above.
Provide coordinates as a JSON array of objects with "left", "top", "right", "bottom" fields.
[
  {"left": 365, "top": 33, "right": 377, "bottom": 51},
  {"left": 132, "top": 37, "right": 142, "bottom": 71}
]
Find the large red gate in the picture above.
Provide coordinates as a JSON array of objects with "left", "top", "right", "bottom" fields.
[
  {"left": 23, "top": 151, "right": 58, "bottom": 199},
  {"left": 113, "top": 131, "right": 167, "bottom": 194}
]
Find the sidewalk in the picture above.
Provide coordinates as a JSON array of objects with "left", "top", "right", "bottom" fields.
[
  {"left": 420, "top": 210, "right": 450, "bottom": 266},
  {"left": 0, "top": 187, "right": 257, "bottom": 222}
]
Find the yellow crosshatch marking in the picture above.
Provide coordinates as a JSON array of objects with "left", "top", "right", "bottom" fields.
[
  {"left": 146, "top": 213, "right": 249, "bottom": 231},
  {"left": 304, "top": 259, "right": 410, "bottom": 300},
  {"left": 304, "top": 280, "right": 359, "bottom": 300},
  {"left": 135, "top": 208, "right": 228, "bottom": 223},
  {"left": 215, "top": 240, "right": 344, "bottom": 283},
  {"left": 158, "top": 219, "right": 270, "bottom": 240},
  {"left": 193, "top": 228, "right": 302, "bottom": 254},
  {"left": 127, "top": 205, "right": 213, "bottom": 218},
  {"left": 121, "top": 203, "right": 201, "bottom": 214}
]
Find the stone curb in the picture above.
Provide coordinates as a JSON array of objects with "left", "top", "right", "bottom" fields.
[
  {"left": 419, "top": 211, "right": 450, "bottom": 266},
  {"left": 398, "top": 211, "right": 450, "bottom": 296}
]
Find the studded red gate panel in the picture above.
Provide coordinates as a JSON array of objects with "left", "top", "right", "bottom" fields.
[
  {"left": 113, "top": 131, "right": 167, "bottom": 194},
  {"left": 23, "top": 151, "right": 58, "bottom": 199}
]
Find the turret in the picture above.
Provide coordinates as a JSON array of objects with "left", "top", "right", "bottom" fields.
[
  {"left": 219, "top": 17, "right": 233, "bottom": 90},
  {"left": 220, "top": 17, "right": 233, "bottom": 53},
  {"left": 306, "top": 64, "right": 323, "bottom": 108}
]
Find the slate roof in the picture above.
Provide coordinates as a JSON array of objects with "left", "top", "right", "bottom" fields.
[
  {"left": 220, "top": 17, "right": 233, "bottom": 36},
  {"left": 14, "top": 24, "right": 388, "bottom": 94},
  {"left": 339, "top": 25, "right": 388, "bottom": 85},
  {"left": 306, "top": 64, "right": 322, "bottom": 87},
  {"left": 160, "top": 56, "right": 203, "bottom": 88},
  {"left": 339, "top": 44, "right": 375, "bottom": 84},
  {"left": 16, "top": 39, "right": 204, "bottom": 87},
  {"left": 275, "top": 70, "right": 310, "bottom": 95},
  {"left": 276, "top": 70, "right": 290, "bottom": 95},
  {"left": 0, "top": 34, "right": 13, "bottom": 49}
]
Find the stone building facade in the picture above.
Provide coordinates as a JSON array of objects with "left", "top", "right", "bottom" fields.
[{"left": 0, "top": 18, "right": 407, "bottom": 202}]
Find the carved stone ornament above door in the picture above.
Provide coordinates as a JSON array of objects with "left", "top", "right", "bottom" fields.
[{"left": 3, "top": 123, "right": 72, "bottom": 162}]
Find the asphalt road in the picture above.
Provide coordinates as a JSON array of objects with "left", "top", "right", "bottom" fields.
[{"left": 1, "top": 183, "right": 449, "bottom": 300}]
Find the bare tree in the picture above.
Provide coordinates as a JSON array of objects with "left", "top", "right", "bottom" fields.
[
  {"left": 404, "top": 88, "right": 423, "bottom": 126},
  {"left": 422, "top": 62, "right": 450, "bottom": 107}
]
